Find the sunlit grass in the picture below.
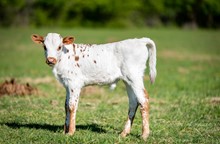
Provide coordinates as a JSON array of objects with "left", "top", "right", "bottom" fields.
[{"left": 0, "top": 28, "right": 219, "bottom": 143}]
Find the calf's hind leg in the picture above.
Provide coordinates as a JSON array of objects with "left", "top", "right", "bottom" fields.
[
  {"left": 140, "top": 89, "right": 150, "bottom": 140},
  {"left": 121, "top": 83, "right": 139, "bottom": 137},
  {"left": 121, "top": 80, "right": 150, "bottom": 140}
]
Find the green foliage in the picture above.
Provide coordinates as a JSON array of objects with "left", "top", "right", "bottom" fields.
[
  {"left": 164, "top": 0, "right": 220, "bottom": 28},
  {"left": 1, "top": 0, "right": 220, "bottom": 28},
  {"left": 31, "top": 0, "right": 141, "bottom": 27}
]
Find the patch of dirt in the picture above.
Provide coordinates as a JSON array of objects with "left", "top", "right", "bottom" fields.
[
  {"left": 210, "top": 97, "right": 220, "bottom": 105},
  {"left": 0, "top": 78, "right": 38, "bottom": 97}
]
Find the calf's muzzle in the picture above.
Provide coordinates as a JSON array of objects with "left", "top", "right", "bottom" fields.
[{"left": 46, "top": 57, "right": 57, "bottom": 66}]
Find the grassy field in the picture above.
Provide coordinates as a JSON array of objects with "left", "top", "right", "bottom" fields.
[{"left": 0, "top": 28, "right": 219, "bottom": 144}]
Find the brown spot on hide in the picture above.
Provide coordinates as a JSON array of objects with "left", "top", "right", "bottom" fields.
[
  {"left": 76, "top": 63, "right": 80, "bottom": 67},
  {"left": 75, "top": 56, "right": 79, "bottom": 61},
  {"left": 83, "top": 45, "right": 91, "bottom": 51},
  {"left": 68, "top": 56, "right": 70, "bottom": 59},
  {"left": 71, "top": 89, "right": 74, "bottom": 93},
  {"left": 73, "top": 44, "right": 76, "bottom": 55},
  {"left": 143, "top": 89, "right": 149, "bottom": 99},
  {"left": 68, "top": 106, "right": 75, "bottom": 134},
  {"left": 67, "top": 49, "right": 69, "bottom": 53},
  {"left": 140, "top": 99, "right": 150, "bottom": 140},
  {"left": 94, "top": 60, "right": 97, "bottom": 64}
]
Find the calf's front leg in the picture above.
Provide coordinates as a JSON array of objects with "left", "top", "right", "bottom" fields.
[{"left": 64, "top": 87, "right": 81, "bottom": 135}]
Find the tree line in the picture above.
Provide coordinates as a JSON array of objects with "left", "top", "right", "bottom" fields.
[{"left": 0, "top": 0, "right": 220, "bottom": 28}]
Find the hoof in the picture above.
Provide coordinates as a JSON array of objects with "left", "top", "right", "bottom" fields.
[
  {"left": 65, "top": 129, "right": 75, "bottom": 136},
  {"left": 64, "top": 124, "right": 75, "bottom": 135},
  {"left": 141, "top": 133, "right": 149, "bottom": 141},
  {"left": 66, "top": 132, "right": 74, "bottom": 136},
  {"left": 120, "top": 131, "right": 129, "bottom": 138}
]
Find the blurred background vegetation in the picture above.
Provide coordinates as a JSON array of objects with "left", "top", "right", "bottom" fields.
[{"left": 0, "top": 0, "right": 220, "bottom": 28}]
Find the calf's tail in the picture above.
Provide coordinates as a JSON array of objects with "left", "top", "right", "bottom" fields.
[{"left": 146, "top": 39, "right": 157, "bottom": 84}]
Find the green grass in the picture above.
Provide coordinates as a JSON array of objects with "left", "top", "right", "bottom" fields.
[{"left": 0, "top": 28, "right": 219, "bottom": 144}]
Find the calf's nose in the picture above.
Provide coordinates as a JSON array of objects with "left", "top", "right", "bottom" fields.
[{"left": 46, "top": 57, "right": 57, "bottom": 66}]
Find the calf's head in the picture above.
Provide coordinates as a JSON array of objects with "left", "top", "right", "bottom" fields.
[{"left": 31, "top": 33, "right": 74, "bottom": 66}]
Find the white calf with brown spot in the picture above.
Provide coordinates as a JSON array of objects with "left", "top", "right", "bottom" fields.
[{"left": 31, "top": 33, "right": 156, "bottom": 140}]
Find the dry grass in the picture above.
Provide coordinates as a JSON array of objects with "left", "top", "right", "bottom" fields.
[{"left": 159, "top": 50, "right": 220, "bottom": 62}]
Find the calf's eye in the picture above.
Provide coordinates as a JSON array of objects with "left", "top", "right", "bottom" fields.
[{"left": 57, "top": 46, "right": 61, "bottom": 51}]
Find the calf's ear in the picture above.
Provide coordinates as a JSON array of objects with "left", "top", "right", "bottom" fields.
[
  {"left": 31, "top": 34, "right": 44, "bottom": 44},
  {"left": 63, "top": 36, "right": 75, "bottom": 45}
]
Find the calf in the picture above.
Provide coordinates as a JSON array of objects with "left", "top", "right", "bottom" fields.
[{"left": 31, "top": 33, "right": 156, "bottom": 140}]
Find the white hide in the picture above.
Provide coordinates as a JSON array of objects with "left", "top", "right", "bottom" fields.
[
  {"left": 53, "top": 39, "right": 155, "bottom": 84},
  {"left": 43, "top": 33, "right": 157, "bottom": 104}
]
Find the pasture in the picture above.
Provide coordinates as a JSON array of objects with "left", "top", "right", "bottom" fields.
[{"left": 0, "top": 28, "right": 219, "bottom": 143}]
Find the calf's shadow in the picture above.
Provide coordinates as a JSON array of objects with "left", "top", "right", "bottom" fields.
[{"left": 1, "top": 122, "right": 107, "bottom": 133}]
